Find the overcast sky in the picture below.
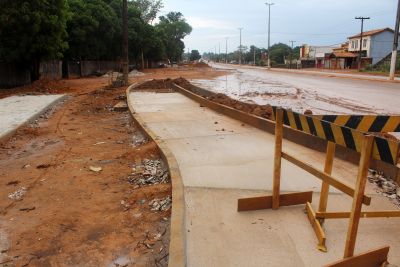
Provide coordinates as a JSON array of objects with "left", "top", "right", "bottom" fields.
[{"left": 159, "top": 0, "right": 398, "bottom": 53}]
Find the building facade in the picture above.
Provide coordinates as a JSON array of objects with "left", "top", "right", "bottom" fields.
[{"left": 348, "top": 28, "right": 394, "bottom": 65}]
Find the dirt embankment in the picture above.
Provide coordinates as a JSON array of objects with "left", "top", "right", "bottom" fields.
[
  {"left": 0, "top": 78, "right": 171, "bottom": 266},
  {"left": 137, "top": 77, "right": 274, "bottom": 120}
]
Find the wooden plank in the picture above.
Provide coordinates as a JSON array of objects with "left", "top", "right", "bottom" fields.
[
  {"left": 344, "top": 135, "right": 374, "bottom": 258},
  {"left": 324, "top": 246, "right": 389, "bottom": 267},
  {"left": 273, "top": 109, "right": 284, "bottom": 210},
  {"left": 305, "top": 202, "right": 327, "bottom": 252},
  {"left": 281, "top": 151, "right": 371, "bottom": 206},
  {"left": 319, "top": 141, "right": 336, "bottom": 215},
  {"left": 316, "top": 210, "right": 400, "bottom": 219},
  {"left": 237, "top": 191, "right": 313, "bottom": 212}
]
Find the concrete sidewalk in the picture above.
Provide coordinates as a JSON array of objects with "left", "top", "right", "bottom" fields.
[
  {"left": 0, "top": 95, "right": 65, "bottom": 142},
  {"left": 128, "top": 91, "right": 400, "bottom": 266}
]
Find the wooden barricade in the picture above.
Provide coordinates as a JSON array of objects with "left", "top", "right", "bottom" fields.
[
  {"left": 238, "top": 108, "right": 400, "bottom": 259},
  {"left": 324, "top": 246, "right": 390, "bottom": 267}
]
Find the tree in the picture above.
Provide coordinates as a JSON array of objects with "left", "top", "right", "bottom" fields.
[
  {"left": 0, "top": 0, "right": 68, "bottom": 80},
  {"left": 190, "top": 50, "right": 201, "bottom": 61},
  {"left": 65, "top": 0, "right": 119, "bottom": 60},
  {"left": 156, "top": 12, "right": 192, "bottom": 63},
  {"left": 268, "top": 43, "right": 291, "bottom": 64},
  {"left": 131, "top": 0, "right": 163, "bottom": 23}
]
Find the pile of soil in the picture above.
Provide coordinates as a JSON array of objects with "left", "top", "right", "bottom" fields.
[
  {"left": 172, "top": 78, "right": 274, "bottom": 120},
  {"left": 173, "top": 77, "right": 192, "bottom": 89},
  {"left": 192, "top": 62, "right": 210, "bottom": 68},
  {"left": 207, "top": 93, "right": 273, "bottom": 119},
  {"left": 135, "top": 78, "right": 174, "bottom": 90}
]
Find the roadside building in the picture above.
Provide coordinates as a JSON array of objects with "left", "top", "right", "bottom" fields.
[
  {"left": 299, "top": 44, "right": 338, "bottom": 68},
  {"left": 347, "top": 27, "right": 395, "bottom": 66},
  {"left": 322, "top": 42, "right": 358, "bottom": 69}
]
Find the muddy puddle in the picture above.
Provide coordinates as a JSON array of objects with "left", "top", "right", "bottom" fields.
[{"left": 191, "top": 70, "right": 385, "bottom": 115}]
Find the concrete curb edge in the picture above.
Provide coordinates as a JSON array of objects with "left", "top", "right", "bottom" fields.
[
  {"left": 0, "top": 94, "right": 68, "bottom": 146},
  {"left": 126, "top": 84, "right": 186, "bottom": 267}
]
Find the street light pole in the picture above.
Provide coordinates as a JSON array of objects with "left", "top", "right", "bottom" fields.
[
  {"left": 355, "top": 16, "right": 370, "bottom": 70},
  {"left": 289, "top": 40, "right": 295, "bottom": 69},
  {"left": 265, "top": 2, "right": 274, "bottom": 69},
  {"left": 389, "top": 0, "right": 400, "bottom": 80},
  {"left": 225, "top": 37, "right": 228, "bottom": 63},
  {"left": 238, "top": 27, "right": 243, "bottom": 65},
  {"left": 219, "top": 42, "right": 221, "bottom": 63}
]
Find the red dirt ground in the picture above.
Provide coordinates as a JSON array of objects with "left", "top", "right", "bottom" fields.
[{"left": 0, "top": 67, "right": 228, "bottom": 267}]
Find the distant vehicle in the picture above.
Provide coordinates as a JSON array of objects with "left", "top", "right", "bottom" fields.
[{"left": 229, "top": 60, "right": 237, "bottom": 64}]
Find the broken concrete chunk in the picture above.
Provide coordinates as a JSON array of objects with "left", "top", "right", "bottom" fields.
[
  {"left": 89, "top": 166, "right": 102, "bottom": 172},
  {"left": 8, "top": 187, "right": 27, "bottom": 200},
  {"left": 113, "top": 101, "right": 128, "bottom": 112}
]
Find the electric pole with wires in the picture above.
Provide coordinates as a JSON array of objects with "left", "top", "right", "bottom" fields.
[
  {"left": 389, "top": 0, "right": 400, "bottom": 80},
  {"left": 355, "top": 16, "right": 370, "bottom": 70},
  {"left": 289, "top": 40, "right": 295, "bottom": 69}
]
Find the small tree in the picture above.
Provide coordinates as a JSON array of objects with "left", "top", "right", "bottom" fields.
[
  {"left": 190, "top": 50, "right": 201, "bottom": 61},
  {"left": 156, "top": 12, "right": 192, "bottom": 63}
]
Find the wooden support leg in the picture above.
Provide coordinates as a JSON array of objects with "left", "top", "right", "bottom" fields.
[
  {"left": 306, "top": 202, "right": 327, "bottom": 252},
  {"left": 343, "top": 135, "right": 374, "bottom": 258},
  {"left": 318, "top": 141, "right": 336, "bottom": 223},
  {"left": 272, "top": 109, "right": 283, "bottom": 210}
]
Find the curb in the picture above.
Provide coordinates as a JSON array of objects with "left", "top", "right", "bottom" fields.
[
  {"left": 126, "top": 84, "right": 186, "bottom": 267},
  {"left": 0, "top": 94, "right": 68, "bottom": 146}
]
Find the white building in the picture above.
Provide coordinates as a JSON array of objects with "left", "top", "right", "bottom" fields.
[{"left": 348, "top": 28, "right": 394, "bottom": 65}]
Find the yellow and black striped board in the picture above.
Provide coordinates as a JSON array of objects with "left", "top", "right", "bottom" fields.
[
  {"left": 271, "top": 107, "right": 400, "bottom": 165},
  {"left": 312, "top": 115, "right": 400, "bottom": 133}
]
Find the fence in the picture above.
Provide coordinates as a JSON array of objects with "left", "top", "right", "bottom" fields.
[
  {"left": 40, "top": 60, "right": 62, "bottom": 80},
  {"left": 64, "top": 60, "right": 121, "bottom": 78},
  {"left": 0, "top": 63, "right": 31, "bottom": 88}
]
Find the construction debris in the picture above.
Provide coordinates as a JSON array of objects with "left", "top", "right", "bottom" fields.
[
  {"left": 113, "top": 101, "right": 128, "bottom": 112},
  {"left": 149, "top": 196, "right": 172, "bottom": 211},
  {"left": 8, "top": 187, "right": 27, "bottom": 200},
  {"left": 368, "top": 169, "right": 400, "bottom": 205},
  {"left": 128, "top": 159, "right": 169, "bottom": 186},
  {"left": 128, "top": 70, "right": 146, "bottom": 77},
  {"left": 89, "top": 166, "right": 102, "bottom": 172}
]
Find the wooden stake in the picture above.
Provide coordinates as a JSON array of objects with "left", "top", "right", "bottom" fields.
[
  {"left": 319, "top": 142, "right": 336, "bottom": 217},
  {"left": 343, "top": 135, "right": 374, "bottom": 258},
  {"left": 272, "top": 109, "right": 283, "bottom": 210}
]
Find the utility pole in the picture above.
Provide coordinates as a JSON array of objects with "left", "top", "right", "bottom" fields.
[
  {"left": 265, "top": 2, "right": 274, "bottom": 69},
  {"left": 122, "top": 0, "right": 129, "bottom": 86},
  {"left": 219, "top": 42, "right": 221, "bottom": 63},
  {"left": 289, "top": 40, "right": 295, "bottom": 69},
  {"left": 389, "top": 0, "right": 400, "bottom": 80},
  {"left": 225, "top": 37, "right": 228, "bottom": 63},
  {"left": 253, "top": 47, "right": 256, "bottom": 66},
  {"left": 215, "top": 46, "right": 217, "bottom": 62},
  {"left": 238, "top": 27, "right": 243, "bottom": 65},
  {"left": 355, "top": 16, "right": 370, "bottom": 70}
]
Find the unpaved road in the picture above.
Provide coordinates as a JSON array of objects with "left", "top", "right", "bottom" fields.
[
  {"left": 0, "top": 67, "right": 226, "bottom": 267},
  {"left": 192, "top": 63, "right": 400, "bottom": 115}
]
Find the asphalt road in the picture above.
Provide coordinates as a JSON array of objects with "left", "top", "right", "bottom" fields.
[{"left": 192, "top": 63, "right": 400, "bottom": 115}]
